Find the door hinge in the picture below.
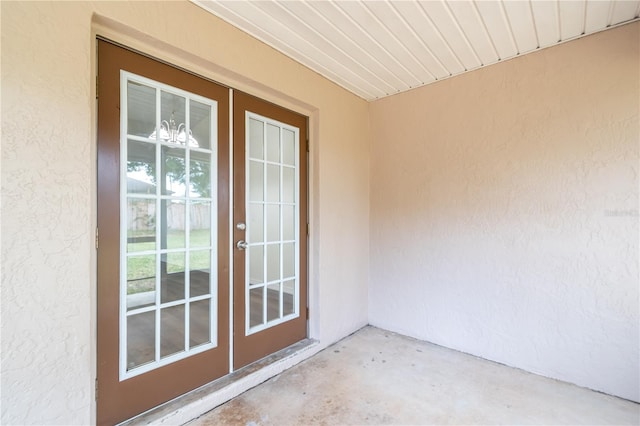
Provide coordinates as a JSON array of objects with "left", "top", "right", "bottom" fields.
[
  {"left": 306, "top": 139, "right": 309, "bottom": 152},
  {"left": 306, "top": 307, "right": 309, "bottom": 319},
  {"left": 306, "top": 223, "right": 310, "bottom": 237},
  {"left": 95, "top": 75, "right": 99, "bottom": 99},
  {"left": 95, "top": 378, "right": 98, "bottom": 401},
  {"left": 95, "top": 228, "right": 99, "bottom": 250}
]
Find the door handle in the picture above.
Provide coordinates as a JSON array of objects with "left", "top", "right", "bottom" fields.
[{"left": 236, "top": 240, "right": 249, "bottom": 250}]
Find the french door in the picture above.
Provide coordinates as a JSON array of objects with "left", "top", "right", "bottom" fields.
[
  {"left": 97, "top": 40, "right": 307, "bottom": 425},
  {"left": 232, "top": 93, "right": 308, "bottom": 369}
]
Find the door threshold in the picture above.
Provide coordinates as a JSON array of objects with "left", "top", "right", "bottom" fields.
[{"left": 119, "top": 338, "right": 320, "bottom": 426}]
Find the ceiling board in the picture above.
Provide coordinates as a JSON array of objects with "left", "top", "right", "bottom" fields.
[
  {"left": 447, "top": 1, "right": 499, "bottom": 66},
  {"left": 503, "top": 1, "right": 539, "bottom": 53},
  {"left": 193, "top": 0, "right": 640, "bottom": 101}
]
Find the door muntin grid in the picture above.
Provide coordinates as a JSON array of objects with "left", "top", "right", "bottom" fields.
[
  {"left": 119, "top": 71, "right": 218, "bottom": 380},
  {"left": 245, "top": 112, "right": 300, "bottom": 335}
]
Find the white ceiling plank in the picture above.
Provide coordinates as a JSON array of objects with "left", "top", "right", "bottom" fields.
[
  {"left": 366, "top": 1, "right": 444, "bottom": 82},
  {"left": 419, "top": 0, "right": 482, "bottom": 71},
  {"left": 448, "top": 0, "right": 500, "bottom": 65},
  {"left": 304, "top": 1, "right": 411, "bottom": 94},
  {"left": 363, "top": 1, "right": 437, "bottom": 84},
  {"left": 585, "top": 0, "right": 613, "bottom": 32},
  {"left": 335, "top": 1, "right": 423, "bottom": 88},
  {"left": 558, "top": 0, "right": 587, "bottom": 40},
  {"left": 253, "top": 1, "right": 391, "bottom": 96},
  {"left": 210, "top": 1, "right": 380, "bottom": 99},
  {"left": 386, "top": 1, "right": 451, "bottom": 78},
  {"left": 394, "top": 1, "right": 464, "bottom": 75},
  {"left": 503, "top": 0, "right": 539, "bottom": 53},
  {"left": 287, "top": 1, "right": 400, "bottom": 94},
  {"left": 609, "top": 0, "right": 640, "bottom": 25},
  {"left": 530, "top": 0, "right": 561, "bottom": 46},
  {"left": 315, "top": 0, "right": 414, "bottom": 91},
  {"left": 474, "top": 0, "right": 519, "bottom": 59}
]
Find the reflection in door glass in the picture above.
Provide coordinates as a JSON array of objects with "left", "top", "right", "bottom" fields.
[
  {"left": 190, "top": 299, "right": 211, "bottom": 348},
  {"left": 127, "top": 81, "right": 155, "bottom": 138},
  {"left": 127, "top": 311, "right": 155, "bottom": 370},
  {"left": 266, "top": 124, "right": 280, "bottom": 163},
  {"left": 121, "top": 71, "right": 218, "bottom": 379},
  {"left": 127, "top": 198, "right": 156, "bottom": 253},
  {"left": 189, "top": 250, "right": 210, "bottom": 298},
  {"left": 249, "top": 287, "right": 264, "bottom": 328},
  {"left": 267, "top": 283, "right": 281, "bottom": 322},
  {"left": 190, "top": 100, "right": 211, "bottom": 150},
  {"left": 161, "top": 304, "right": 185, "bottom": 358},
  {"left": 161, "top": 252, "right": 185, "bottom": 303},
  {"left": 127, "top": 254, "right": 156, "bottom": 311},
  {"left": 249, "top": 118, "right": 264, "bottom": 160},
  {"left": 190, "top": 152, "right": 211, "bottom": 198},
  {"left": 189, "top": 201, "right": 211, "bottom": 247}
]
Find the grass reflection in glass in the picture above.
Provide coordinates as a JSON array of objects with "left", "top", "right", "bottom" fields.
[{"left": 127, "top": 229, "right": 211, "bottom": 295}]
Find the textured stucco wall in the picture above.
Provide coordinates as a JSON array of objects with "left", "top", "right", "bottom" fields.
[
  {"left": 0, "top": 1, "right": 369, "bottom": 424},
  {"left": 369, "top": 22, "right": 639, "bottom": 402}
]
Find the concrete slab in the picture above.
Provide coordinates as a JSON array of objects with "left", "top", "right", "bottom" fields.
[{"left": 189, "top": 326, "right": 639, "bottom": 425}]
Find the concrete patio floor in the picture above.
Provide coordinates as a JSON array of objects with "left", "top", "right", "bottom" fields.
[{"left": 189, "top": 326, "right": 639, "bottom": 425}]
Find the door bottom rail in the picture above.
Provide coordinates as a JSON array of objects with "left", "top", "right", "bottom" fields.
[{"left": 120, "top": 338, "right": 319, "bottom": 426}]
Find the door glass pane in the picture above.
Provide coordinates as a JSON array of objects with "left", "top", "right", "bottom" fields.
[
  {"left": 127, "top": 81, "right": 156, "bottom": 138},
  {"left": 249, "top": 287, "right": 264, "bottom": 328},
  {"left": 161, "top": 147, "right": 186, "bottom": 196},
  {"left": 127, "top": 311, "right": 155, "bottom": 370},
  {"left": 161, "top": 304, "right": 185, "bottom": 358},
  {"left": 248, "top": 204, "right": 264, "bottom": 243},
  {"left": 190, "top": 299, "right": 210, "bottom": 348},
  {"left": 267, "top": 283, "right": 280, "bottom": 322},
  {"left": 249, "top": 118, "right": 264, "bottom": 160},
  {"left": 266, "top": 164, "right": 280, "bottom": 202},
  {"left": 189, "top": 201, "right": 211, "bottom": 248},
  {"left": 161, "top": 200, "right": 185, "bottom": 250},
  {"left": 267, "top": 244, "right": 280, "bottom": 282},
  {"left": 283, "top": 280, "right": 295, "bottom": 316},
  {"left": 190, "top": 100, "right": 211, "bottom": 150},
  {"left": 282, "top": 205, "right": 294, "bottom": 241},
  {"left": 161, "top": 252, "right": 185, "bottom": 303},
  {"left": 190, "top": 250, "right": 210, "bottom": 298},
  {"left": 283, "top": 167, "right": 295, "bottom": 204},
  {"left": 249, "top": 161, "right": 264, "bottom": 202},
  {"left": 127, "top": 254, "right": 156, "bottom": 311},
  {"left": 266, "top": 205, "right": 280, "bottom": 242},
  {"left": 127, "top": 140, "right": 156, "bottom": 194},
  {"left": 249, "top": 245, "right": 264, "bottom": 285},
  {"left": 160, "top": 91, "right": 186, "bottom": 145},
  {"left": 190, "top": 151, "right": 211, "bottom": 198},
  {"left": 127, "top": 198, "right": 156, "bottom": 253},
  {"left": 266, "top": 124, "right": 280, "bottom": 163},
  {"left": 283, "top": 243, "right": 295, "bottom": 279},
  {"left": 282, "top": 129, "right": 295, "bottom": 166}
]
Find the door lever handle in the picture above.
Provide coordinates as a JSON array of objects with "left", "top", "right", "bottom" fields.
[{"left": 236, "top": 240, "right": 249, "bottom": 250}]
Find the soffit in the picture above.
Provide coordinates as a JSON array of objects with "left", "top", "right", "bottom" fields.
[{"left": 192, "top": 0, "right": 640, "bottom": 101}]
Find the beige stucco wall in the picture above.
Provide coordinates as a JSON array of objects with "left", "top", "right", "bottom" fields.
[
  {"left": 369, "top": 22, "right": 639, "bottom": 402},
  {"left": 1, "top": 1, "right": 369, "bottom": 424}
]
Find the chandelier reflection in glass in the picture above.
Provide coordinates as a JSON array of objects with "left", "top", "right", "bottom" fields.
[{"left": 149, "top": 112, "right": 199, "bottom": 147}]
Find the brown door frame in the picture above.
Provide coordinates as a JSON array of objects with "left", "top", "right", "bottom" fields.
[
  {"left": 96, "top": 39, "right": 230, "bottom": 426},
  {"left": 232, "top": 91, "right": 309, "bottom": 369}
]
